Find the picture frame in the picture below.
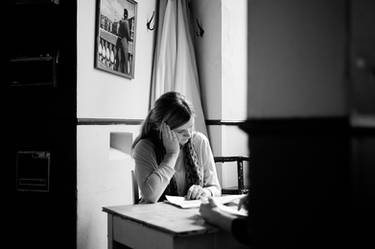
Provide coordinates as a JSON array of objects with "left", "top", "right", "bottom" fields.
[{"left": 94, "top": 0, "right": 137, "bottom": 79}]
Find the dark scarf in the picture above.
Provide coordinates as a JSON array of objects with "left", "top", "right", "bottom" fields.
[{"left": 154, "top": 138, "right": 201, "bottom": 201}]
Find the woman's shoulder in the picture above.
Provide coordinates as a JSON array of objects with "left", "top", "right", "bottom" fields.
[
  {"left": 132, "top": 139, "right": 155, "bottom": 157},
  {"left": 191, "top": 131, "right": 210, "bottom": 146}
]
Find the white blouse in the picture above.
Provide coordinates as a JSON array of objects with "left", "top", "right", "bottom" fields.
[{"left": 132, "top": 132, "right": 221, "bottom": 203}]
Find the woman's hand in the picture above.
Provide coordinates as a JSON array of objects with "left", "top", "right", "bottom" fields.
[
  {"left": 161, "top": 122, "right": 180, "bottom": 155},
  {"left": 186, "top": 185, "right": 211, "bottom": 200}
]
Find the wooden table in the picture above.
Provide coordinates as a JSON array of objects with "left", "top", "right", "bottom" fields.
[{"left": 103, "top": 202, "right": 247, "bottom": 249}]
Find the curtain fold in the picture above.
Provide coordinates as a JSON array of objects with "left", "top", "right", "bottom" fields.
[{"left": 150, "top": 0, "right": 208, "bottom": 137}]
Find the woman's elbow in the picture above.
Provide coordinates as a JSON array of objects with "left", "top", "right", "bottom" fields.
[
  {"left": 142, "top": 196, "right": 158, "bottom": 203},
  {"left": 140, "top": 187, "right": 160, "bottom": 203}
]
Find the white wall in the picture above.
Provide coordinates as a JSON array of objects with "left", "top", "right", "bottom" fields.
[
  {"left": 193, "top": 0, "right": 347, "bottom": 188},
  {"left": 247, "top": 0, "right": 347, "bottom": 118},
  {"left": 77, "top": 125, "right": 140, "bottom": 249},
  {"left": 220, "top": 0, "right": 249, "bottom": 188},
  {"left": 76, "top": 1, "right": 157, "bottom": 249},
  {"left": 191, "top": 0, "right": 222, "bottom": 120},
  {"left": 191, "top": 0, "right": 249, "bottom": 189},
  {"left": 222, "top": 0, "right": 248, "bottom": 120},
  {"left": 77, "top": 0, "right": 156, "bottom": 119},
  {"left": 191, "top": 0, "right": 248, "bottom": 121}
]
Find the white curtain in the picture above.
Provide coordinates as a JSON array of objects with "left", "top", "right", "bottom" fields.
[{"left": 150, "top": 0, "right": 208, "bottom": 136}]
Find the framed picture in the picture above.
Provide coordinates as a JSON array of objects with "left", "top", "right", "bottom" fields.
[{"left": 94, "top": 0, "right": 137, "bottom": 79}]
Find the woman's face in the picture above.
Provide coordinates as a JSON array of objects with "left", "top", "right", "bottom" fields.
[{"left": 173, "top": 117, "right": 194, "bottom": 146}]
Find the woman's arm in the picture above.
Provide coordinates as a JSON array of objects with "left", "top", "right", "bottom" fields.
[{"left": 133, "top": 140, "right": 178, "bottom": 203}]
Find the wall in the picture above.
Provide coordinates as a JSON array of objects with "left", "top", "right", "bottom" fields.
[
  {"left": 247, "top": 0, "right": 347, "bottom": 118},
  {"left": 220, "top": 0, "right": 249, "bottom": 186},
  {"left": 191, "top": 0, "right": 249, "bottom": 188},
  {"left": 192, "top": 0, "right": 347, "bottom": 187},
  {"left": 191, "top": 0, "right": 222, "bottom": 120},
  {"left": 222, "top": 0, "right": 248, "bottom": 120},
  {"left": 77, "top": 125, "right": 140, "bottom": 249},
  {"left": 77, "top": 0, "right": 156, "bottom": 119},
  {"left": 76, "top": 1, "right": 157, "bottom": 249}
]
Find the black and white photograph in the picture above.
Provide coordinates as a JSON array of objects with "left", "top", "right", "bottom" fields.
[
  {"left": 5, "top": 0, "right": 375, "bottom": 249},
  {"left": 94, "top": 0, "right": 137, "bottom": 79}
]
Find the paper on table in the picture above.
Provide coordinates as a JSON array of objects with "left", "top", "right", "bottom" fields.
[
  {"left": 217, "top": 204, "right": 248, "bottom": 217},
  {"left": 165, "top": 196, "right": 201, "bottom": 208},
  {"left": 165, "top": 194, "right": 247, "bottom": 209}
]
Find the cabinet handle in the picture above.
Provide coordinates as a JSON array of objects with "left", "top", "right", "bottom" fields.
[
  {"left": 56, "top": 50, "right": 60, "bottom": 64},
  {"left": 355, "top": 56, "right": 375, "bottom": 76}
]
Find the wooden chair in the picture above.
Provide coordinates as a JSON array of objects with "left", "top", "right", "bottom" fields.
[
  {"left": 214, "top": 156, "right": 250, "bottom": 195},
  {"left": 131, "top": 170, "right": 140, "bottom": 204}
]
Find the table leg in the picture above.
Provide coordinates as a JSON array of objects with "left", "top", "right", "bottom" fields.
[{"left": 107, "top": 214, "right": 113, "bottom": 249}]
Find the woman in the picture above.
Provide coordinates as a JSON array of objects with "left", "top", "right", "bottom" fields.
[{"left": 132, "top": 91, "right": 221, "bottom": 203}]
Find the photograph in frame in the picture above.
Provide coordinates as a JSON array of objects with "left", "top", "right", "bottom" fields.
[{"left": 94, "top": 0, "right": 137, "bottom": 79}]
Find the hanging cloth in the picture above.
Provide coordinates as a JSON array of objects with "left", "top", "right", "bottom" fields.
[{"left": 150, "top": 0, "right": 208, "bottom": 136}]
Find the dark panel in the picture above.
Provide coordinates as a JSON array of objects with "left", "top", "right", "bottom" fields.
[
  {"left": 350, "top": 132, "right": 375, "bottom": 248},
  {"left": 5, "top": 1, "right": 77, "bottom": 249},
  {"left": 240, "top": 118, "right": 352, "bottom": 248},
  {"left": 350, "top": 0, "right": 375, "bottom": 115},
  {"left": 9, "top": 118, "right": 77, "bottom": 249}
]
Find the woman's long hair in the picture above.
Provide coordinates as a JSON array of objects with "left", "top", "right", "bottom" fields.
[{"left": 132, "top": 92, "right": 201, "bottom": 196}]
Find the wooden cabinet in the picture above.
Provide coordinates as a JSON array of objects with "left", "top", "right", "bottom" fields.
[
  {"left": 349, "top": 2, "right": 375, "bottom": 246},
  {"left": 5, "top": 1, "right": 77, "bottom": 249},
  {"left": 350, "top": 0, "right": 375, "bottom": 120}
]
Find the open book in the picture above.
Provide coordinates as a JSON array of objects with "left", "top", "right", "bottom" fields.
[{"left": 165, "top": 194, "right": 248, "bottom": 217}]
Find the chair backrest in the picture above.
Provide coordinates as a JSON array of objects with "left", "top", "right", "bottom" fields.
[
  {"left": 131, "top": 170, "right": 140, "bottom": 204},
  {"left": 214, "top": 156, "right": 250, "bottom": 194}
]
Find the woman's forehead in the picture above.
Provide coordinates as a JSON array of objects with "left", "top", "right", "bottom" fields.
[{"left": 173, "top": 116, "right": 194, "bottom": 131}]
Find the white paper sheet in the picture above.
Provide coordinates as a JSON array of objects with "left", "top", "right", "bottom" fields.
[
  {"left": 165, "top": 195, "right": 201, "bottom": 208},
  {"left": 165, "top": 194, "right": 247, "bottom": 212},
  {"left": 216, "top": 203, "right": 248, "bottom": 217}
]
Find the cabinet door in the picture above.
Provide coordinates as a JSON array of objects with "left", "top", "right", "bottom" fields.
[{"left": 350, "top": 0, "right": 375, "bottom": 121}]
